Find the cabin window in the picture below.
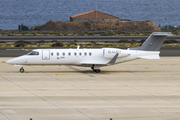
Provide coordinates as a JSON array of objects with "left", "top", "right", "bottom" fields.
[
  {"left": 89, "top": 52, "right": 92, "bottom": 56},
  {"left": 63, "top": 52, "right": 65, "bottom": 56},
  {"left": 68, "top": 52, "right": 71, "bottom": 56},
  {"left": 84, "top": 52, "right": 87, "bottom": 56},
  {"left": 74, "top": 52, "right": 77, "bottom": 56},
  {"left": 27, "top": 51, "right": 39, "bottom": 55},
  {"left": 51, "top": 53, "right": 53, "bottom": 56},
  {"left": 79, "top": 52, "right": 82, "bottom": 56},
  {"left": 57, "top": 52, "right": 59, "bottom": 56}
]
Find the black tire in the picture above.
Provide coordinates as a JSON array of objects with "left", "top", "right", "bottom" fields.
[
  {"left": 20, "top": 68, "right": 24, "bottom": 73},
  {"left": 94, "top": 69, "right": 100, "bottom": 73}
]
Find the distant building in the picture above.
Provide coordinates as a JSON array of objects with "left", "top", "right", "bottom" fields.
[
  {"left": 70, "top": 10, "right": 120, "bottom": 22},
  {"left": 162, "top": 25, "right": 180, "bottom": 30},
  {"left": 18, "top": 24, "right": 29, "bottom": 31}
]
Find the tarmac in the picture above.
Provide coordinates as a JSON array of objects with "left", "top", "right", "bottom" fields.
[{"left": 0, "top": 57, "right": 180, "bottom": 120}]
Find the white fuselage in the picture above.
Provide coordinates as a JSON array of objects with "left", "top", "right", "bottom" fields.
[{"left": 6, "top": 48, "right": 160, "bottom": 67}]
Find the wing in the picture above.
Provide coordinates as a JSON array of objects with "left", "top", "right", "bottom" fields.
[{"left": 80, "top": 53, "right": 119, "bottom": 66}]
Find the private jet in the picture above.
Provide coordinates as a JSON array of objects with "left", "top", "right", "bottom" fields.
[{"left": 6, "top": 32, "right": 172, "bottom": 73}]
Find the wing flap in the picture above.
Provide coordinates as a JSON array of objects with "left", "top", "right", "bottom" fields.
[{"left": 80, "top": 62, "right": 106, "bottom": 65}]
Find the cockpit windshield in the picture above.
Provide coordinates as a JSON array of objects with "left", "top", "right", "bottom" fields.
[{"left": 27, "top": 51, "right": 39, "bottom": 55}]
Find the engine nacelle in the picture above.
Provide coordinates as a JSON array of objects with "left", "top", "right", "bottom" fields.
[{"left": 103, "top": 48, "right": 129, "bottom": 59}]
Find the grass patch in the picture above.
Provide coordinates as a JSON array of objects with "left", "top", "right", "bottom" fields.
[{"left": 51, "top": 42, "right": 64, "bottom": 47}]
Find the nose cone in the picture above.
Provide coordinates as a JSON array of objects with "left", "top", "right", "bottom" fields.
[
  {"left": 6, "top": 56, "right": 26, "bottom": 65},
  {"left": 6, "top": 59, "right": 14, "bottom": 65}
]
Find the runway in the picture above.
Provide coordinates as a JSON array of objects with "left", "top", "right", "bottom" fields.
[{"left": 0, "top": 57, "right": 180, "bottom": 120}]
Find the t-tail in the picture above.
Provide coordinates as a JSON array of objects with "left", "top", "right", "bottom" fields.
[{"left": 129, "top": 32, "right": 172, "bottom": 51}]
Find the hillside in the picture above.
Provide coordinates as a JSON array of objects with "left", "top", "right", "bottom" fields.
[{"left": 33, "top": 20, "right": 161, "bottom": 32}]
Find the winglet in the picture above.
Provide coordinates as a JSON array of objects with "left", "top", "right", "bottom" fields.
[{"left": 108, "top": 53, "right": 119, "bottom": 64}]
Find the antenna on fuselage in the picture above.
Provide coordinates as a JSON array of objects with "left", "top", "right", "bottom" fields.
[{"left": 77, "top": 46, "right": 80, "bottom": 50}]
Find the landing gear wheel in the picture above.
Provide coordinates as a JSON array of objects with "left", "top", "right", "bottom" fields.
[
  {"left": 93, "top": 69, "right": 101, "bottom": 73},
  {"left": 19, "top": 67, "right": 24, "bottom": 73},
  {"left": 91, "top": 67, "right": 94, "bottom": 70}
]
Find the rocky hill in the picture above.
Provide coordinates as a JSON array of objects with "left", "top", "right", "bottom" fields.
[{"left": 33, "top": 20, "right": 161, "bottom": 32}]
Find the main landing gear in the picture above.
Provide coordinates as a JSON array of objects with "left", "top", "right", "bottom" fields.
[
  {"left": 91, "top": 66, "right": 101, "bottom": 73},
  {"left": 19, "top": 67, "right": 25, "bottom": 73}
]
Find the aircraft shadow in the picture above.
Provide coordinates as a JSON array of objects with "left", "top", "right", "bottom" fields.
[
  {"left": 81, "top": 70, "right": 164, "bottom": 74},
  {"left": 6, "top": 70, "right": 165, "bottom": 74}
]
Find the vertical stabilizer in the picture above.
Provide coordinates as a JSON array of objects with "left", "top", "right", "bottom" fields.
[{"left": 129, "top": 32, "right": 172, "bottom": 51}]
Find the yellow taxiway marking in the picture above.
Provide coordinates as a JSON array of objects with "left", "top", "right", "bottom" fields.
[
  {"left": 2, "top": 61, "right": 6, "bottom": 63},
  {"left": 89, "top": 75, "right": 95, "bottom": 77},
  {"left": 19, "top": 71, "right": 27, "bottom": 73},
  {"left": 53, "top": 74, "right": 63, "bottom": 76}
]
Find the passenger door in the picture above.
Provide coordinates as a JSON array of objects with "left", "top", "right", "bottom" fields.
[{"left": 42, "top": 50, "right": 50, "bottom": 60}]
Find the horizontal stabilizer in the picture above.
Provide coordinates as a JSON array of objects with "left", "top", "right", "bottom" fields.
[
  {"left": 152, "top": 32, "right": 172, "bottom": 36},
  {"left": 137, "top": 55, "right": 160, "bottom": 59}
]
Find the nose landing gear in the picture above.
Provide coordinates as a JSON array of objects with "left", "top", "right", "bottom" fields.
[{"left": 19, "top": 67, "right": 25, "bottom": 73}]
